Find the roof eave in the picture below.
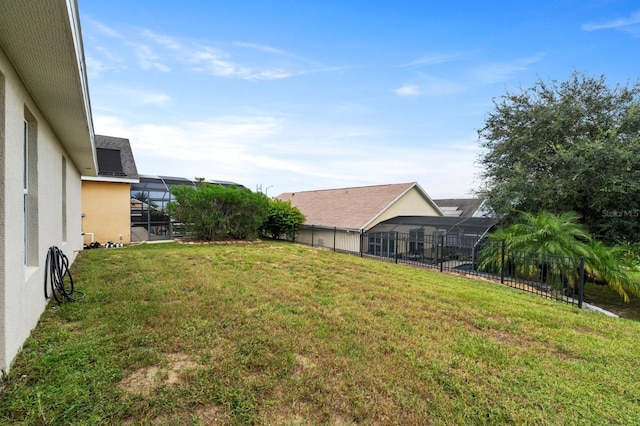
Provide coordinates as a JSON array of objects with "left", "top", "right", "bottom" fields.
[{"left": 0, "top": 0, "right": 97, "bottom": 175}]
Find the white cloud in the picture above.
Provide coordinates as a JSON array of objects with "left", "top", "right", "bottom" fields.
[
  {"left": 188, "top": 47, "right": 295, "bottom": 80},
  {"left": 131, "top": 90, "right": 171, "bottom": 105},
  {"left": 92, "top": 114, "right": 480, "bottom": 197},
  {"left": 394, "top": 75, "right": 465, "bottom": 98},
  {"left": 88, "top": 19, "right": 124, "bottom": 39},
  {"left": 92, "top": 85, "right": 171, "bottom": 106},
  {"left": 85, "top": 55, "right": 108, "bottom": 78},
  {"left": 401, "top": 52, "right": 469, "bottom": 68},
  {"left": 469, "top": 54, "right": 545, "bottom": 85},
  {"left": 421, "top": 75, "right": 466, "bottom": 96},
  {"left": 85, "top": 20, "right": 338, "bottom": 81},
  {"left": 233, "top": 41, "right": 286, "bottom": 55},
  {"left": 394, "top": 84, "right": 421, "bottom": 97},
  {"left": 128, "top": 43, "right": 171, "bottom": 72},
  {"left": 141, "top": 29, "right": 182, "bottom": 50},
  {"left": 582, "top": 11, "right": 640, "bottom": 32}
]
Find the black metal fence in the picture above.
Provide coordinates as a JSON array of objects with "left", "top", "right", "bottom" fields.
[{"left": 301, "top": 228, "right": 585, "bottom": 308}]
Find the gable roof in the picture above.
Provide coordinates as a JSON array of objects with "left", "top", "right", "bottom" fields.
[
  {"left": 434, "top": 198, "right": 488, "bottom": 218},
  {"left": 82, "top": 135, "right": 139, "bottom": 182},
  {"left": 0, "top": 0, "right": 96, "bottom": 174},
  {"left": 276, "top": 182, "right": 443, "bottom": 230}
]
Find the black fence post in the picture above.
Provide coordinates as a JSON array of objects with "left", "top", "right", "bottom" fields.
[
  {"left": 395, "top": 231, "right": 398, "bottom": 264},
  {"left": 334, "top": 227, "right": 337, "bottom": 251},
  {"left": 500, "top": 239, "right": 505, "bottom": 284},
  {"left": 471, "top": 244, "right": 476, "bottom": 272},
  {"left": 578, "top": 256, "right": 585, "bottom": 309},
  {"left": 439, "top": 234, "right": 444, "bottom": 272},
  {"left": 360, "top": 231, "right": 364, "bottom": 257},
  {"left": 311, "top": 225, "right": 315, "bottom": 247},
  {"left": 146, "top": 190, "right": 151, "bottom": 241}
]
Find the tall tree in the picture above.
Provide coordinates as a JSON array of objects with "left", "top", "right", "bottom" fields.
[{"left": 477, "top": 72, "right": 640, "bottom": 243}]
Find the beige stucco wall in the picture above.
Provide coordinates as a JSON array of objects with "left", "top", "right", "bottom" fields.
[
  {"left": 0, "top": 48, "right": 84, "bottom": 371},
  {"left": 365, "top": 186, "right": 441, "bottom": 231},
  {"left": 296, "top": 226, "right": 361, "bottom": 253},
  {"left": 82, "top": 180, "right": 131, "bottom": 245}
]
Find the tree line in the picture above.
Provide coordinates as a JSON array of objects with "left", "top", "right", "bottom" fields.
[{"left": 478, "top": 71, "right": 640, "bottom": 301}]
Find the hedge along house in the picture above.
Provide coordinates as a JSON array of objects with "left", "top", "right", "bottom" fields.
[
  {"left": 275, "top": 182, "right": 444, "bottom": 253},
  {"left": 81, "top": 135, "right": 139, "bottom": 246},
  {"left": 0, "top": 0, "right": 96, "bottom": 371}
]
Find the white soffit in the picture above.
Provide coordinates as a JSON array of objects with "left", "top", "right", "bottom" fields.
[{"left": 0, "top": 0, "right": 96, "bottom": 175}]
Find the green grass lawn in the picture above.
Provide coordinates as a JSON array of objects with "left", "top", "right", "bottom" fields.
[{"left": 2, "top": 241, "right": 640, "bottom": 425}]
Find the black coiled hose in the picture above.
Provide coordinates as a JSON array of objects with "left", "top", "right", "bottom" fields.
[{"left": 44, "top": 246, "right": 83, "bottom": 304}]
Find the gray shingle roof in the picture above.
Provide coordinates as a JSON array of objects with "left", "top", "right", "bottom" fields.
[
  {"left": 94, "top": 135, "right": 139, "bottom": 180},
  {"left": 433, "top": 198, "right": 486, "bottom": 218},
  {"left": 276, "top": 182, "right": 439, "bottom": 230}
]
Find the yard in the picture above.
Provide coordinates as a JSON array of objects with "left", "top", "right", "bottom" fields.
[{"left": 1, "top": 241, "right": 640, "bottom": 425}]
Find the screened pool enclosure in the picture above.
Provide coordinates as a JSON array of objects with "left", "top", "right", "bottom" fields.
[
  {"left": 130, "top": 175, "right": 244, "bottom": 242},
  {"left": 365, "top": 216, "right": 498, "bottom": 267}
]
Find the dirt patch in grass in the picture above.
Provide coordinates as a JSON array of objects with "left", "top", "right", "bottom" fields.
[
  {"left": 293, "top": 353, "right": 317, "bottom": 377},
  {"left": 119, "top": 353, "right": 200, "bottom": 395},
  {"left": 166, "top": 353, "right": 199, "bottom": 385},
  {"left": 123, "top": 405, "right": 229, "bottom": 425},
  {"left": 119, "top": 366, "right": 160, "bottom": 396}
]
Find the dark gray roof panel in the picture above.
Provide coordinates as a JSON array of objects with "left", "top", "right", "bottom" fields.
[
  {"left": 133, "top": 175, "right": 246, "bottom": 191},
  {"left": 94, "top": 135, "right": 139, "bottom": 180},
  {"left": 371, "top": 215, "right": 498, "bottom": 235}
]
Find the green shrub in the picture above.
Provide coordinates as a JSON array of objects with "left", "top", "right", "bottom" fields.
[
  {"left": 261, "top": 199, "right": 305, "bottom": 240},
  {"left": 168, "top": 183, "right": 270, "bottom": 241}
]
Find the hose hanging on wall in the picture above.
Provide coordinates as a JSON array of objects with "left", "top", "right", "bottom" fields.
[{"left": 44, "top": 246, "right": 84, "bottom": 304}]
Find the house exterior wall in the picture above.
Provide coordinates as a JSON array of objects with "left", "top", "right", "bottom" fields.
[
  {"left": 0, "top": 48, "right": 84, "bottom": 371},
  {"left": 295, "top": 226, "right": 361, "bottom": 253},
  {"left": 366, "top": 186, "right": 441, "bottom": 231},
  {"left": 82, "top": 180, "right": 131, "bottom": 245}
]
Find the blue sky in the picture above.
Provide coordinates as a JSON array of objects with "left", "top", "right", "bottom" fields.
[{"left": 80, "top": 0, "right": 640, "bottom": 198}]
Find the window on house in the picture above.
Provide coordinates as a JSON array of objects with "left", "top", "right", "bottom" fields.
[
  {"left": 24, "top": 109, "right": 38, "bottom": 266},
  {"left": 61, "top": 156, "right": 67, "bottom": 241},
  {"left": 23, "top": 121, "right": 28, "bottom": 264},
  {"left": 96, "top": 148, "right": 125, "bottom": 176}
]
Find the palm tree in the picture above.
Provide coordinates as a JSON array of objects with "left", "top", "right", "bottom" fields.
[
  {"left": 480, "top": 211, "right": 638, "bottom": 302},
  {"left": 585, "top": 241, "right": 639, "bottom": 303}
]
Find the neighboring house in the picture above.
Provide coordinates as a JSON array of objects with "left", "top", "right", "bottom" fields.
[
  {"left": 0, "top": 1, "right": 96, "bottom": 371},
  {"left": 82, "top": 135, "right": 139, "bottom": 246},
  {"left": 276, "top": 182, "right": 443, "bottom": 252},
  {"left": 434, "top": 198, "right": 495, "bottom": 218}
]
